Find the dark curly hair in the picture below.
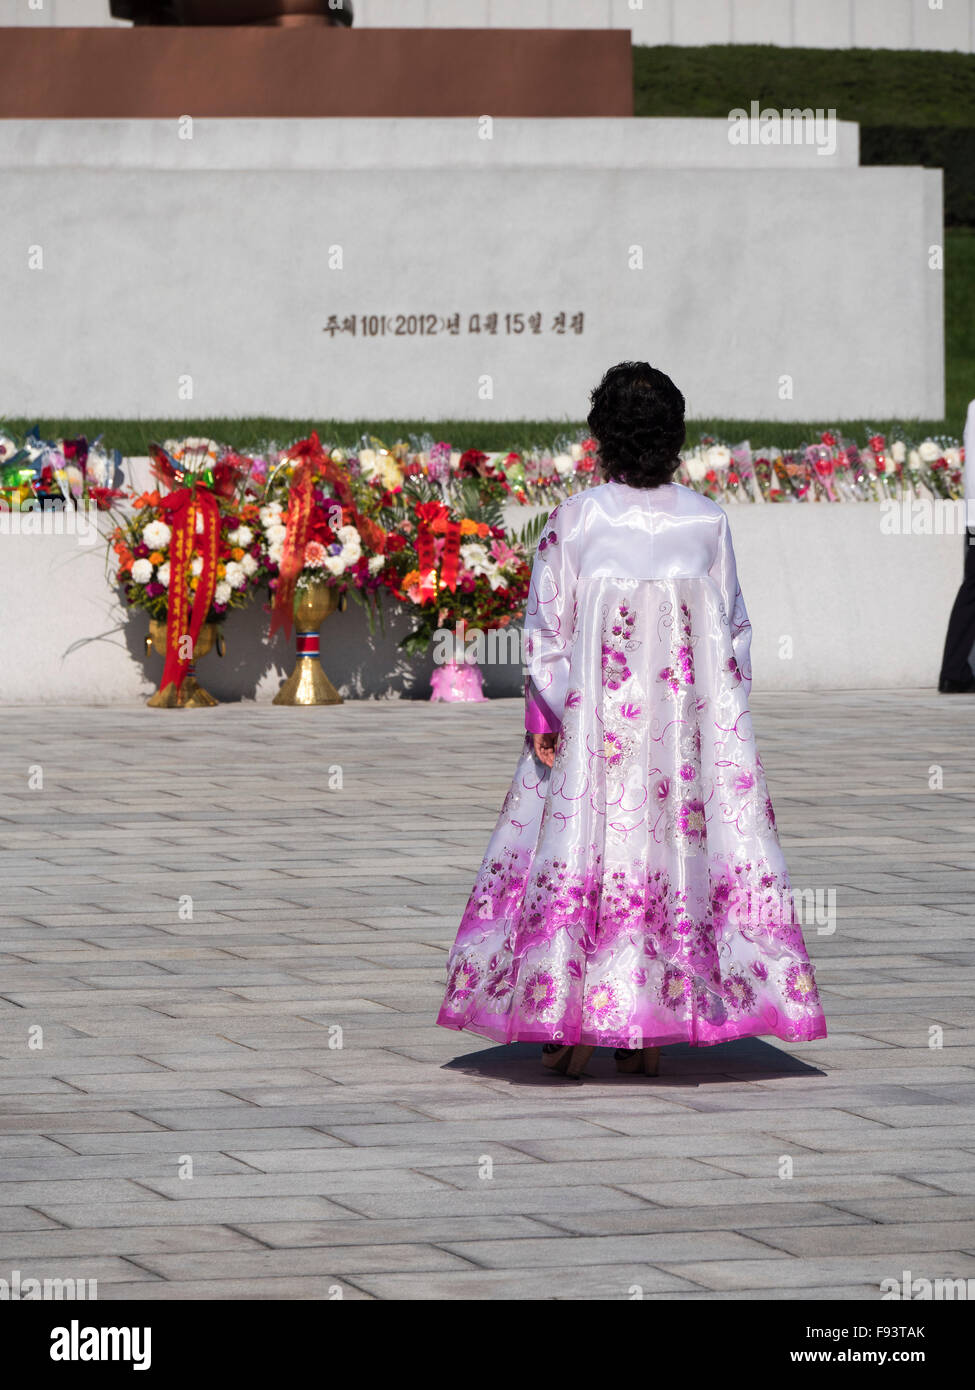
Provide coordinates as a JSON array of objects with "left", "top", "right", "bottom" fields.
[{"left": 586, "top": 362, "right": 686, "bottom": 488}]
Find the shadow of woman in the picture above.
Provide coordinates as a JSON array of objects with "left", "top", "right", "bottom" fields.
[{"left": 441, "top": 1037, "right": 826, "bottom": 1088}]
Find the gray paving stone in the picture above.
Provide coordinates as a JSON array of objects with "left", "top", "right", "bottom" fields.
[
  {"left": 34, "top": 1197, "right": 352, "bottom": 1227},
  {"left": 4, "top": 695, "right": 975, "bottom": 1299},
  {"left": 536, "top": 1201, "right": 868, "bottom": 1237},
  {"left": 127, "top": 1243, "right": 476, "bottom": 1279},
  {"left": 618, "top": 1174, "right": 930, "bottom": 1206},
  {"left": 440, "top": 1230, "right": 788, "bottom": 1269},
  {"left": 336, "top": 1265, "right": 700, "bottom": 1299},
  {"left": 96, "top": 1277, "right": 373, "bottom": 1300},
  {"left": 657, "top": 1252, "right": 975, "bottom": 1292},
  {"left": 757, "top": 1221, "right": 975, "bottom": 1257}
]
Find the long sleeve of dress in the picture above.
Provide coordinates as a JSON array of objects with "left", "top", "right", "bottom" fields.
[
  {"left": 523, "top": 504, "right": 579, "bottom": 734},
  {"left": 708, "top": 509, "right": 752, "bottom": 697}
]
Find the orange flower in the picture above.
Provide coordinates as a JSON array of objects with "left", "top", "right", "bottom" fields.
[
  {"left": 459, "top": 518, "right": 479, "bottom": 535},
  {"left": 149, "top": 550, "right": 164, "bottom": 565},
  {"left": 132, "top": 490, "right": 161, "bottom": 509},
  {"left": 476, "top": 522, "right": 491, "bottom": 538},
  {"left": 231, "top": 546, "right": 245, "bottom": 561},
  {"left": 216, "top": 563, "right": 226, "bottom": 578}
]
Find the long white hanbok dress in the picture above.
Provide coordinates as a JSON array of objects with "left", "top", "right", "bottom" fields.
[{"left": 436, "top": 480, "right": 827, "bottom": 1049}]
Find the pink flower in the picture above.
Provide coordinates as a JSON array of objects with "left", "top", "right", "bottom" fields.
[
  {"left": 489, "top": 538, "right": 517, "bottom": 567},
  {"left": 304, "top": 540, "right": 328, "bottom": 568}
]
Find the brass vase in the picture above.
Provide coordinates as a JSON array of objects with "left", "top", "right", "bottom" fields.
[
  {"left": 273, "top": 578, "right": 346, "bottom": 706},
  {"left": 145, "top": 618, "right": 224, "bottom": 708}
]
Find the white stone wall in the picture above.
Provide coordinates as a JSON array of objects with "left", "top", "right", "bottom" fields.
[
  {"left": 0, "top": 501, "right": 960, "bottom": 703},
  {"left": 0, "top": 118, "right": 944, "bottom": 423},
  {"left": 5, "top": 0, "right": 974, "bottom": 53}
]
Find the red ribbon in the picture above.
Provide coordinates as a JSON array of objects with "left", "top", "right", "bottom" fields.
[
  {"left": 157, "top": 486, "right": 220, "bottom": 697},
  {"left": 415, "top": 501, "right": 445, "bottom": 604},
  {"left": 270, "top": 466, "right": 313, "bottom": 640},
  {"left": 441, "top": 519, "right": 462, "bottom": 592}
]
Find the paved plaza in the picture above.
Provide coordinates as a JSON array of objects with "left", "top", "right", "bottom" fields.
[{"left": 1, "top": 691, "right": 974, "bottom": 1301}]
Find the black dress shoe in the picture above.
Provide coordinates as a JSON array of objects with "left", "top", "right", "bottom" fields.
[{"left": 938, "top": 677, "right": 975, "bottom": 693}]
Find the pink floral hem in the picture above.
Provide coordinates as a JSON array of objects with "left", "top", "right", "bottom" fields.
[{"left": 436, "top": 1005, "right": 828, "bottom": 1049}]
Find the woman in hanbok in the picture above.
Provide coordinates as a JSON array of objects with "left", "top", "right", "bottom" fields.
[{"left": 436, "top": 363, "right": 827, "bottom": 1080}]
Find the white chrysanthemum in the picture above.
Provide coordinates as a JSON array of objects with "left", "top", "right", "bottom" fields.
[
  {"left": 336, "top": 525, "right": 360, "bottom": 546},
  {"left": 918, "top": 440, "right": 940, "bottom": 462},
  {"left": 259, "top": 503, "right": 283, "bottom": 528},
  {"left": 268, "top": 541, "right": 284, "bottom": 566},
  {"left": 156, "top": 561, "right": 171, "bottom": 588},
  {"left": 190, "top": 556, "right": 203, "bottom": 577},
  {"left": 552, "top": 452, "right": 575, "bottom": 478},
  {"left": 324, "top": 554, "right": 347, "bottom": 576},
  {"left": 683, "top": 452, "right": 708, "bottom": 481},
  {"left": 241, "top": 552, "right": 258, "bottom": 576},
  {"left": 131, "top": 558, "right": 153, "bottom": 584},
  {"left": 230, "top": 525, "right": 253, "bottom": 547},
  {"left": 706, "top": 444, "right": 732, "bottom": 469},
  {"left": 460, "top": 542, "right": 491, "bottom": 569},
  {"left": 224, "top": 561, "right": 247, "bottom": 590},
  {"left": 143, "top": 520, "right": 171, "bottom": 550},
  {"left": 368, "top": 555, "right": 385, "bottom": 575},
  {"left": 214, "top": 580, "right": 232, "bottom": 605},
  {"left": 265, "top": 523, "right": 287, "bottom": 545}
]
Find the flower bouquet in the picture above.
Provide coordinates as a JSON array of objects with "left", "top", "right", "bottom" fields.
[
  {"left": 1, "top": 431, "right": 125, "bottom": 512},
  {"left": 109, "top": 443, "right": 259, "bottom": 707},
  {"left": 258, "top": 434, "right": 388, "bottom": 705},
  {"left": 378, "top": 478, "right": 532, "bottom": 700}
]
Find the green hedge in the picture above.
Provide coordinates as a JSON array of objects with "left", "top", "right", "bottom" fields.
[
  {"left": 0, "top": 415, "right": 963, "bottom": 460},
  {"left": 861, "top": 128, "right": 975, "bottom": 228},
  {"left": 633, "top": 45, "right": 975, "bottom": 128},
  {"left": 634, "top": 45, "right": 975, "bottom": 227}
]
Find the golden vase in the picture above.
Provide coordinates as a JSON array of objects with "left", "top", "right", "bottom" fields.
[
  {"left": 145, "top": 618, "right": 224, "bottom": 708},
  {"left": 273, "top": 578, "right": 346, "bottom": 706}
]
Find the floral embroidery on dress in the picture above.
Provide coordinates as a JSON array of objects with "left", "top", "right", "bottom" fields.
[
  {"left": 601, "top": 602, "right": 638, "bottom": 691},
  {"left": 658, "top": 600, "right": 696, "bottom": 693}
]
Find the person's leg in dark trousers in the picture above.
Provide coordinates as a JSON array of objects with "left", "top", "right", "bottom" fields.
[{"left": 940, "top": 529, "right": 975, "bottom": 691}]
